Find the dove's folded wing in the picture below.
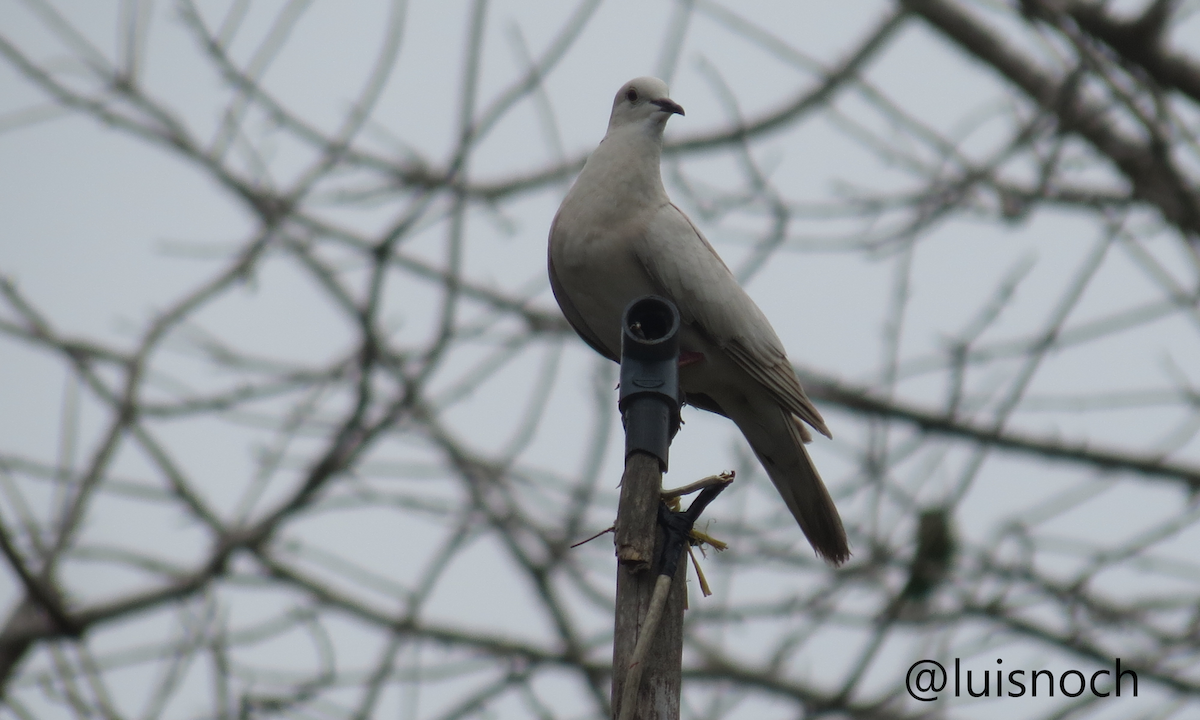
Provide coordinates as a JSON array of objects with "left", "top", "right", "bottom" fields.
[{"left": 637, "top": 203, "right": 831, "bottom": 439}]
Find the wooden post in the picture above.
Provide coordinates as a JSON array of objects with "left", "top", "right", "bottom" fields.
[
  {"left": 612, "top": 452, "right": 687, "bottom": 719},
  {"left": 612, "top": 297, "right": 684, "bottom": 720}
]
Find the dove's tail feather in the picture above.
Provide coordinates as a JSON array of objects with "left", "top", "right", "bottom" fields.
[{"left": 730, "top": 404, "right": 850, "bottom": 565}]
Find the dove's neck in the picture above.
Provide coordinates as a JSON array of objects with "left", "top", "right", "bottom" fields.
[{"left": 576, "top": 123, "right": 669, "bottom": 212}]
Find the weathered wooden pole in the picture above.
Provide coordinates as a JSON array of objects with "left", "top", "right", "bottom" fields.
[{"left": 611, "top": 296, "right": 685, "bottom": 720}]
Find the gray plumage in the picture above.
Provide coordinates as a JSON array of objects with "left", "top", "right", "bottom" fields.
[{"left": 548, "top": 77, "right": 848, "bottom": 564}]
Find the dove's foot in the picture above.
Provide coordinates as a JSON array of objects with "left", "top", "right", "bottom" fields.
[{"left": 679, "top": 351, "right": 704, "bottom": 368}]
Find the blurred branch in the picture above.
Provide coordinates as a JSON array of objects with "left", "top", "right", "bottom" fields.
[
  {"left": 801, "top": 368, "right": 1200, "bottom": 488},
  {"left": 0, "top": 518, "right": 79, "bottom": 637},
  {"left": 902, "top": 0, "right": 1200, "bottom": 236},
  {"left": 1052, "top": 0, "right": 1200, "bottom": 104},
  {"left": 0, "top": 1, "right": 1198, "bottom": 716}
]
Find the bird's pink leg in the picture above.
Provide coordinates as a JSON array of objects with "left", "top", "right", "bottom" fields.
[{"left": 679, "top": 351, "right": 705, "bottom": 368}]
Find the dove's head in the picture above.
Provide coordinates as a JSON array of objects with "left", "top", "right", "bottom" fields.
[{"left": 607, "top": 77, "right": 684, "bottom": 133}]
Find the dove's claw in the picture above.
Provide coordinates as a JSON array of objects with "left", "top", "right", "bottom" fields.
[{"left": 679, "top": 351, "right": 704, "bottom": 368}]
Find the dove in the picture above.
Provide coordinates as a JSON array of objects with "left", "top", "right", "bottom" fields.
[{"left": 548, "top": 77, "right": 849, "bottom": 564}]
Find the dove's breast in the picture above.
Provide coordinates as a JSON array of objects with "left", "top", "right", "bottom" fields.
[
  {"left": 550, "top": 207, "right": 659, "bottom": 355},
  {"left": 548, "top": 126, "right": 674, "bottom": 354}
]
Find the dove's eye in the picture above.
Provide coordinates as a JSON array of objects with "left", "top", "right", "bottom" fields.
[{"left": 625, "top": 88, "right": 638, "bottom": 103}]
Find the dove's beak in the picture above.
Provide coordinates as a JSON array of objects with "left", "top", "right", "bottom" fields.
[{"left": 651, "top": 98, "right": 685, "bottom": 116}]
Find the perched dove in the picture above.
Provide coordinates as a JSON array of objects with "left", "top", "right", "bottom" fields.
[{"left": 548, "top": 77, "right": 849, "bottom": 564}]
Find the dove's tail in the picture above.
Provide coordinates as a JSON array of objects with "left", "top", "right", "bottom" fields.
[{"left": 729, "top": 403, "right": 850, "bottom": 565}]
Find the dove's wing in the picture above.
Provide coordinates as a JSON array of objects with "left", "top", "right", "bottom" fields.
[{"left": 637, "top": 203, "right": 831, "bottom": 439}]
